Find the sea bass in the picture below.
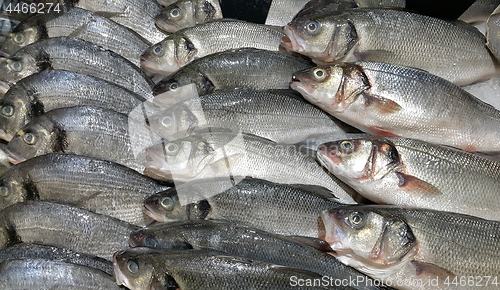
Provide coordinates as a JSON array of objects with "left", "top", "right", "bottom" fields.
[
  {"left": 282, "top": 9, "right": 496, "bottom": 85},
  {"left": 291, "top": 62, "right": 500, "bottom": 153},
  {"left": 322, "top": 205, "right": 500, "bottom": 289}
]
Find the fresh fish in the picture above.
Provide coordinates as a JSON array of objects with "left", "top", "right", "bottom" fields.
[
  {"left": 459, "top": 0, "right": 500, "bottom": 24},
  {"left": 282, "top": 9, "right": 496, "bottom": 85},
  {"left": 0, "top": 143, "right": 10, "bottom": 176},
  {"left": 143, "top": 131, "right": 358, "bottom": 203},
  {"left": 113, "top": 248, "right": 331, "bottom": 290},
  {"left": 143, "top": 177, "right": 343, "bottom": 237},
  {"left": 152, "top": 49, "right": 314, "bottom": 96},
  {"left": 317, "top": 137, "right": 500, "bottom": 221},
  {"left": 148, "top": 90, "right": 349, "bottom": 144},
  {"left": 5, "top": 106, "right": 156, "bottom": 173},
  {"left": 291, "top": 62, "right": 500, "bottom": 153},
  {"left": 0, "top": 37, "right": 154, "bottom": 96},
  {"left": 486, "top": 4, "right": 500, "bottom": 62},
  {"left": 1, "top": 7, "right": 150, "bottom": 66},
  {"left": 155, "top": 0, "right": 223, "bottom": 32},
  {"left": 0, "top": 258, "right": 122, "bottom": 289},
  {"left": 0, "top": 70, "right": 151, "bottom": 142},
  {"left": 0, "top": 201, "right": 140, "bottom": 260},
  {"left": 129, "top": 220, "right": 381, "bottom": 290},
  {"left": 0, "top": 153, "right": 170, "bottom": 225},
  {"left": 462, "top": 74, "right": 500, "bottom": 109},
  {"left": 0, "top": 243, "right": 114, "bottom": 276},
  {"left": 321, "top": 205, "right": 500, "bottom": 289},
  {"left": 141, "top": 19, "right": 285, "bottom": 75},
  {"left": 0, "top": 15, "right": 19, "bottom": 44},
  {"left": 293, "top": 132, "right": 369, "bottom": 152}
]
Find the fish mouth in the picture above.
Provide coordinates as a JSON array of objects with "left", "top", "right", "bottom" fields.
[
  {"left": 143, "top": 147, "right": 174, "bottom": 182},
  {"left": 281, "top": 26, "right": 305, "bottom": 53},
  {"left": 155, "top": 18, "right": 177, "bottom": 33},
  {"left": 290, "top": 74, "right": 316, "bottom": 96},
  {"left": 112, "top": 251, "right": 131, "bottom": 288},
  {"left": 5, "top": 149, "right": 25, "bottom": 165},
  {"left": 143, "top": 204, "right": 168, "bottom": 223},
  {"left": 317, "top": 144, "right": 342, "bottom": 166},
  {"left": 320, "top": 210, "right": 347, "bottom": 251},
  {"left": 129, "top": 232, "right": 144, "bottom": 247},
  {"left": 0, "top": 129, "right": 13, "bottom": 142}
]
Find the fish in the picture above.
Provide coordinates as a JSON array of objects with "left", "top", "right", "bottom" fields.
[
  {"left": 143, "top": 131, "right": 358, "bottom": 204},
  {"left": 140, "top": 19, "right": 285, "bottom": 75},
  {"left": 143, "top": 177, "right": 343, "bottom": 237},
  {"left": 113, "top": 248, "right": 332, "bottom": 290},
  {"left": 0, "top": 258, "right": 122, "bottom": 289},
  {"left": 0, "top": 243, "right": 114, "bottom": 276},
  {"left": 486, "top": 4, "right": 500, "bottom": 62},
  {"left": 317, "top": 137, "right": 500, "bottom": 221},
  {"left": 0, "top": 7, "right": 150, "bottom": 66},
  {"left": 0, "top": 15, "right": 20, "bottom": 44},
  {"left": 152, "top": 48, "right": 314, "bottom": 96},
  {"left": 0, "top": 153, "right": 170, "bottom": 225},
  {"left": 282, "top": 9, "right": 496, "bottom": 85},
  {"left": 459, "top": 0, "right": 500, "bottom": 24},
  {"left": 0, "top": 70, "right": 152, "bottom": 142},
  {"left": 0, "top": 143, "right": 10, "bottom": 176},
  {"left": 155, "top": 0, "right": 223, "bottom": 32},
  {"left": 129, "top": 220, "right": 382, "bottom": 290},
  {"left": 0, "top": 200, "right": 140, "bottom": 260},
  {"left": 5, "top": 106, "right": 157, "bottom": 173},
  {"left": 147, "top": 90, "right": 349, "bottom": 144},
  {"left": 321, "top": 205, "right": 500, "bottom": 289},
  {"left": 293, "top": 132, "right": 369, "bottom": 152},
  {"left": 291, "top": 62, "right": 500, "bottom": 153},
  {"left": 0, "top": 37, "right": 154, "bottom": 96}
]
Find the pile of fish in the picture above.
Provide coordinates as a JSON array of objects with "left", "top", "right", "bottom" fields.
[{"left": 0, "top": 0, "right": 500, "bottom": 289}]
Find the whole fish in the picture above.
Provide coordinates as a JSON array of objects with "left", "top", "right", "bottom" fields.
[
  {"left": 0, "top": 153, "right": 170, "bottom": 225},
  {"left": 143, "top": 177, "right": 343, "bottom": 237},
  {"left": 486, "top": 4, "right": 500, "bottom": 62},
  {"left": 113, "top": 248, "right": 331, "bottom": 290},
  {"left": 1, "top": 7, "right": 150, "bottom": 66},
  {"left": 0, "top": 70, "right": 151, "bottom": 142},
  {"left": 322, "top": 205, "right": 500, "bottom": 289},
  {"left": 0, "top": 201, "right": 140, "bottom": 260},
  {"left": 141, "top": 19, "right": 285, "bottom": 75},
  {"left": 152, "top": 49, "right": 314, "bottom": 96},
  {"left": 317, "top": 137, "right": 500, "bottom": 221},
  {"left": 5, "top": 106, "right": 156, "bottom": 173},
  {"left": 148, "top": 90, "right": 348, "bottom": 144},
  {"left": 0, "top": 243, "right": 114, "bottom": 276},
  {"left": 0, "top": 258, "right": 122, "bottom": 289},
  {"left": 291, "top": 62, "right": 500, "bottom": 153},
  {"left": 0, "top": 37, "right": 154, "bottom": 96},
  {"left": 459, "top": 0, "right": 500, "bottom": 24},
  {"left": 143, "top": 131, "right": 358, "bottom": 203},
  {"left": 129, "top": 220, "right": 380, "bottom": 290},
  {"left": 282, "top": 9, "right": 496, "bottom": 85}
]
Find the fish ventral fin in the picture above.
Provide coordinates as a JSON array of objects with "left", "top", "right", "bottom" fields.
[
  {"left": 282, "top": 235, "right": 333, "bottom": 252},
  {"left": 411, "top": 260, "right": 456, "bottom": 281},
  {"left": 396, "top": 172, "right": 442, "bottom": 196},
  {"left": 362, "top": 93, "right": 402, "bottom": 114}
]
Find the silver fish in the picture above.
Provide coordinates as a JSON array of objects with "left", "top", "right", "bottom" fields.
[
  {"left": 486, "top": 4, "right": 500, "bottom": 62},
  {"left": 459, "top": 0, "right": 500, "bottom": 24},
  {"left": 155, "top": 0, "right": 222, "bottom": 32}
]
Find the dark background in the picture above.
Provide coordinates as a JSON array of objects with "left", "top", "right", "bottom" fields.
[{"left": 406, "top": 0, "right": 477, "bottom": 20}]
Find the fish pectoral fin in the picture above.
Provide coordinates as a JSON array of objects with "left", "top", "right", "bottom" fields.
[
  {"left": 396, "top": 172, "right": 443, "bottom": 196},
  {"left": 368, "top": 126, "right": 401, "bottom": 137},
  {"left": 353, "top": 50, "right": 396, "bottom": 62},
  {"left": 288, "top": 184, "right": 337, "bottom": 200},
  {"left": 67, "top": 20, "right": 93, "bottom": 38},
  {"left": 282, "top": 235, "right": 334, "bottom": 252},
  {"left": 362, "top": 93, "right": 402, "bottom": 114},
  {"left": 411, "top": 261, "right": 456, "bottom": 281}
]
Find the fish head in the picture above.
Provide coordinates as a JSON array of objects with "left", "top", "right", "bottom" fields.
[
  {"left": 2, "top": 27, "right": 41, "bottom": 55},
  {"left": 0, "top": 92, "right": 30, "bottom": 142},
  {"left": 5, "top": 117, "right": 56, "bottom": 164},
  {"left": 291, "top": 63, "right": 369, "bottom": 113},
  {"left": 113, "top": 249, "right": 157, "bottom": 290},
  {"left": 0, "top": 53, "right": 39, "bottom": 89},
  {"left": 0, "top": 173, "right": 26, "bottom": 209},
  {"left": 321, "top": 206, "right": 417, "bottom": 268},
  {"left": 143, "top": 189, "right": 188, "bottom": 222},
  {"left": 153, "top": 72, "right": 213, "bottom": 97},
  {"left": 141, "top": 35, "right": 197, "bottom": 75},
  {"left": 149, "top": 103, "right": 199, "bottom": 139},
  {"left": 155, "top": 1, "right": 198, "bottom": 33},
  {"left": 130, "top": 226, "right": 193, "bottom": 250},
  {"left": 317, "top": 138, "right": 400, "bottom": 182},
  {"left": 282, "top": 14, "right": 358, "bottom": 62}
]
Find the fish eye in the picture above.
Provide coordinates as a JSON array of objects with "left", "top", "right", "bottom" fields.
[
  {"left": 340, "top": 141, "right": 353, "bottom": 152},
  {"left": 313, "top": 68, "right": 327, "bottom": 81},
  {"left": 348, "top": 212, "right": 366, "bottom": 228},
  {"left": 169, "top": 82, "right": 178, "bottom": 91},
  {"left": 152, "top": 44, "right": 164, "bottom": 56},
  {"left": 23, "top": 133, "right": 36, "bottom": 145},
  {"left": 160, "top": 196, "right": 174, "bottom": 210},
  {"left": 305, "top": 21, "right": 320, "bottom": 34},
  {"left": 169, "top": 7, "right": 181, "bottom": 18},
  {"left": 1, "top": 105, "right": 14, "bottom": 117},
  {"left": 161, "top": 116, "right": 173, "bottom": 127},
  {"left": 164, "top": 142, "right": 178, "bottom": 154},
  {"left": 196, "top": 141, "right": 205, "bottom": 150},
  {"left": 0, "top": 187, "right": 8, "bottom": 197},
  {"left": 9, "top": 61, "right": 23, "bottom": 72},
  {"left": 12, "top": 33, "right": 24, "bottom": 44},
  {"left": 145, "top": 236, "right": 158, "bottom": 248},
  {"left": 126, "top": 260, "right": 139, "bottom": 274}
]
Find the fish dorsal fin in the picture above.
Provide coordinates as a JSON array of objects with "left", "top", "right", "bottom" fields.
[
  {"left": 282, "top": 235, "right": 333, "bottom": 252},
  {"left": 287, "top": 184, "right": 337, "bottom": 200}
]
